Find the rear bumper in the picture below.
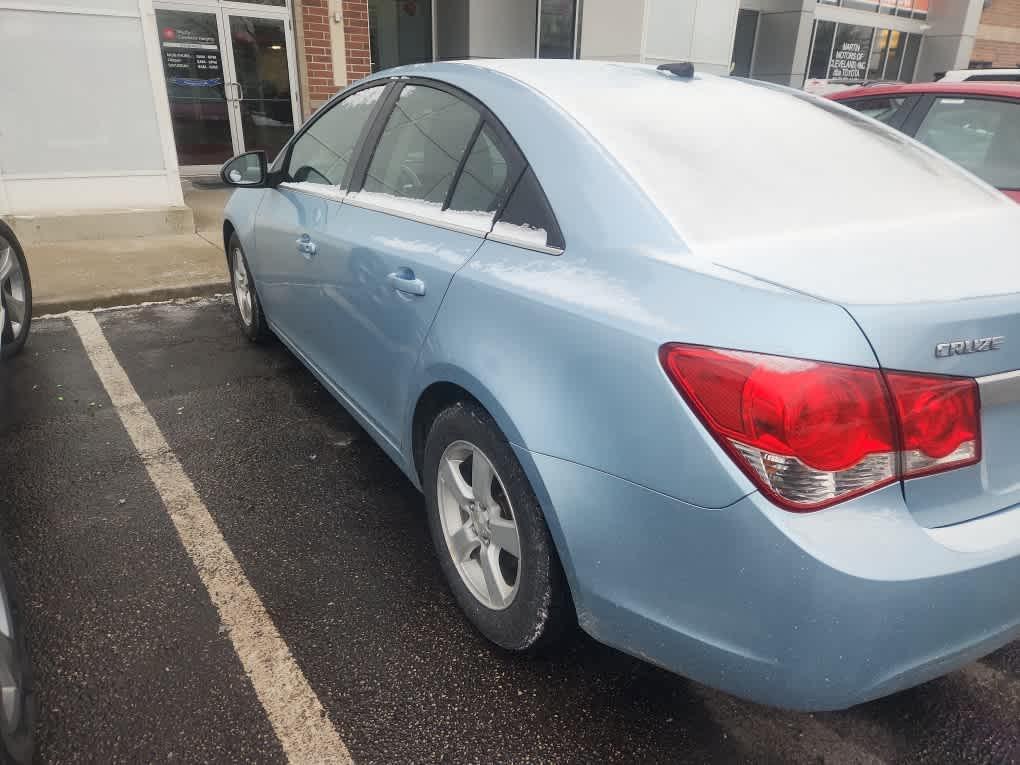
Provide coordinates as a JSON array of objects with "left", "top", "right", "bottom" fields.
[{"left": 518, "top": 447, "right": 1020, "bottom": 711}]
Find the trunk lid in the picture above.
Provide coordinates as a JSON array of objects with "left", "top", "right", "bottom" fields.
[{"left": 702, "top": 205, "right": 1020, "bottom": 527}]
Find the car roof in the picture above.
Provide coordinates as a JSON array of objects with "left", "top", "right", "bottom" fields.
[
  {"left": 830, "top": 80, "right": 1020, "bottom": 100},
  {"left": 394, "top": 59, "right": 1006, "bottom": 246}
]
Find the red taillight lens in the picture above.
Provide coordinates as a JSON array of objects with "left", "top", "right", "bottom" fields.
[
  {"left": 885, "top": 372, "right": 980, "bottom": 477},
  {"left": 659, "top": 344, "right": 981, "bottom": 512}
]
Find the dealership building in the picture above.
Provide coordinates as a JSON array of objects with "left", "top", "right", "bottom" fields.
[{"left": 0, "top": 0, "right": 1005, "bottom": 239}]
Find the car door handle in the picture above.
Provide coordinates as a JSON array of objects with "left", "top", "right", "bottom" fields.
[
  {"left": 387, "top": 268, "right": 426, "bottom": 296},
  {"left": 296, "top": 234, "right": 317, "bottom": 257}
]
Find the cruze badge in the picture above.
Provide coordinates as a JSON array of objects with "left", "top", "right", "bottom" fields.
[{"left": 935, "top": 336, "right": 1005, "bottom": 358}]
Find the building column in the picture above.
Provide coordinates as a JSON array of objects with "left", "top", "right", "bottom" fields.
[
  {"left": 915, "top": 0, "right": 983, "bottom": 80},
  {"left": 342, "top": 0, "right": 372, "bottom": 84},
  {"left": 746, "top": 0, "right": 816, "bottom": 87}
]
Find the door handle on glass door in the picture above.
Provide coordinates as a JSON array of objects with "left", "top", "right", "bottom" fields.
[
  {"left": 388, "top": 268, "right": 426, "bottom": 296},
  {"left": 296, "top": 234, "right": 317, "bottom": 257}
]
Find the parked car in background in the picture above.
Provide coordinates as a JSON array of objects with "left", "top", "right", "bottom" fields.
[
  {"left": 804, "top": 78, "right": 895, "bottom": 96},
  {"left": 830, "top": 81, "right": 1020, "bottom": 201},
  {"left": 221, "top": 60, "right": 1020, "bottom": 711},
  {"left": 936, "top": 68, "right": 1020, "bottom": 83},
  {"left": 0, "top": 219, "right": 35, "bottom": 764},
  {"left": 0, "top": 223, "right": 30, "bottom": 360}
]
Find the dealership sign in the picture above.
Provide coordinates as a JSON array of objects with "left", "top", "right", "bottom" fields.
[{"left": 828, "top": 39, "right": 868, "bottom": 80}]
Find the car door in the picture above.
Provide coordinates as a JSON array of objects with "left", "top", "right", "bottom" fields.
[
  {"left": 309, "top": 81, "right": 522, "bottom": 448},
  {"left": 904, "top": 95, "right": 1020, "bottom": 202},
  {"left": 248, "top": 82, "right": 389, "bottom": 348}
]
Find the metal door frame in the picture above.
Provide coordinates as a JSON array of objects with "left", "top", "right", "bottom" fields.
[{"left": 153, "top": 0, "right": 303, "bottom": 175}]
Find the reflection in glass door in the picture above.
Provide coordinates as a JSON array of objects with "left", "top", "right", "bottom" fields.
[
  {"left": 155, "top": 8, "right": 234, "bottom": 167},
  {"left": 225, "top": 15, "right": 296, "bottom": 161},
  {"left": 154, "top": 4, "right": 300, "bottom": 173}
]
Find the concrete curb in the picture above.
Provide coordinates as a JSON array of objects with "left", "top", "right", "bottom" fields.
[{"left": 37, "top": 279, "right": 231, "bottom": 316}]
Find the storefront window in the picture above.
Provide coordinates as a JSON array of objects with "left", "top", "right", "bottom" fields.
[
  {"left": 818, "top": 0, "right": 925, "bottom": 16},
  {"left": 808, "top": 20, "right": 837, "bottom": 80},
  {"left": 829, "top": 23, "right": 873, "bottom": 80},
  {"left": 869, "top": 28, "right": 888, "bottom": 80},
  {"left": 538, "top": 0, "right": 579, "bottom": 59}
]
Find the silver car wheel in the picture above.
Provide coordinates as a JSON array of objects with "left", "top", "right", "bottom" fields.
[
  {"left": 0, "top": 237, "right": 27, "bottom": 341},
  {"left": 437, "top": 440, "right": 522, "bottom": 610},
  {"left": 231, "top": 248, "right": 253, "bottom": 327},
  {"left": 0, "top": 578, "right": 21, "bottom": 734}
]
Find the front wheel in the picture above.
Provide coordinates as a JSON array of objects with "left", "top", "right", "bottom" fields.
[
  {"left": 228, "top": 233, "right": 269, "bottom": 343},
  {"left": 423, "top": 401, "right": 573, "bottom": 652},
  {"left": 0, "top": 223, "right": 31, "bottom": 360}
]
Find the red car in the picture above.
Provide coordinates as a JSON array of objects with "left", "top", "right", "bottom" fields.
[{"left": 830, "top": 81, "right": 1020, "bottom": 202}]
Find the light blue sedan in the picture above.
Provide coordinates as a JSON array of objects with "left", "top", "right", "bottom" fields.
[{"left": 220, "top": 60, "right": 1020, "bottom": 711}]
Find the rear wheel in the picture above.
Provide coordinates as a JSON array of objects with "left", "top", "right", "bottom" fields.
[
  {"left": 424, "top": 401, "right": 572, "bottom": 652},
  {"left": 0, "top": 223, "right": 31, "bottom": 360},
  {"left": 228, "top": 233, "right": 269, "bottom": 342}
]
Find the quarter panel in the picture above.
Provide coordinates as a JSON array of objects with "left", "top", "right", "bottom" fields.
[{"left": 420, "top": 239, "right": 877, "bottom": 509}]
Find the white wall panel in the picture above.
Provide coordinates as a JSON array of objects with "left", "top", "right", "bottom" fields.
[
  {"left": 579, "top": 0, "right": 645, "bottom": 61},
  {"left": 469, "top": 0, "right": 536, "bottom": 58},
  {"left": 0, "top": 10, "right": 165, "bottom": 176}
]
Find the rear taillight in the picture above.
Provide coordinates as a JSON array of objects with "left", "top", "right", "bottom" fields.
[{"left": 659, "top": 344, "right": 980, "bottom": 512}]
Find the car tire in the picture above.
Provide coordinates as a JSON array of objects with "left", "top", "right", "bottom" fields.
[
  {"left": 0, "top": 542, "right": 34, "bottom": 765},
  {"left": 0, "top": 222, "right": 31, "bottom": 361},
  {"left": 228, "top": 233, "right": 269, "bottom": 343},
  {"left": 423, "top": 401, "right": 573, "bottom": 652}
]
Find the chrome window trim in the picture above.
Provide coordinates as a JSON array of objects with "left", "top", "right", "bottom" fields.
[
  {"left": 977, "top": 368, "right": 1020, "bottom": 408},
  {"left": 344, "top": 195, "right": 493, "bottom": 238},
  {"left": 276, "top": 181, "right": 348, "bottom": 202},
  {"left": 485, "top": 228, "right": 564, "bottom": 256}
]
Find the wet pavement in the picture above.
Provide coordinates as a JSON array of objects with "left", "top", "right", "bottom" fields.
[{"left": 1, "top": 297, "right": 1018, "bottom": 764}]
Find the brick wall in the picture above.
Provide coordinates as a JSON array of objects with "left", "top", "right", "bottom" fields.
[
  {"left": 974, "top": 0, "right": 1020, "bottom": 67},
  {"left": 299, "top": 0, "right": 336, "bottom": 107},
  {"left": 971, "top": 39, "right": 1020, "bottom": 68},
  {"left": 980, "top": 0, "right": 1020, "bottom": 28},
  {"left": 342, "top": 0, "right": 372, "bottom": 84}
]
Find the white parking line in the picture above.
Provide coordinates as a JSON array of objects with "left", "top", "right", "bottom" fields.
[{"left": 70, "top": 311, "right": 352, "bottom": 765}]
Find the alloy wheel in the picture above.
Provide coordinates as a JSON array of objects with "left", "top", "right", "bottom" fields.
[
  {"left": 0, "top": 579, "right": 22, "bottom": 736},
  {"left": 232, "top": 248, "right": 253, "bottom": 326},
  {"left": 0, "top": 237, "right": 27, "bottom": 343},
  {"left": 437, "top": 440, "right": 523, "bottom": 610}
]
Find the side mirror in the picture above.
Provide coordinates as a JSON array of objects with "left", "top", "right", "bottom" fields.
[{"left": 220, "top": 151, "right": 268, "bottom": 187}]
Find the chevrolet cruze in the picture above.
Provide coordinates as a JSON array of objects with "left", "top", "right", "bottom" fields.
[{"left": 220, "top": 60, "right": 1020, "bottom": 711}]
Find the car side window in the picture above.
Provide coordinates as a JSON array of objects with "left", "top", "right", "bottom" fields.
[
  {"left": 841, "top": 96, "right": 908, "bottom": 125},
  {"left": 447, "top": 124, "right": 513, "bottom": 215},
  {"left": 492, "top": 167, "right": 565, "bottom": 251},
  {"left": 915, "top": 97, "right": 1020, "bottom": 190},
  {"left": 362, "top": 85, "right": 480, "bottom": 206},
  {"left": 285, "top": 85, "right": 385, "bottom": 187}
]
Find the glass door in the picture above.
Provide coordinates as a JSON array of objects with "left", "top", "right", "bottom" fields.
[
  {"left": 154, "top": 3, "right": 301, "bottom": 174},
  {"left": 222, "top": 13, "right": 299, "bottom": 162},
  {"left": 155, "top": 7, "right": 236, "bottom": 171}
]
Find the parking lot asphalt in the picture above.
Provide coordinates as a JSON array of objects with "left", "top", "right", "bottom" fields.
[{"left": 2, "top": 297, "right": 1020, "bottom": 764}]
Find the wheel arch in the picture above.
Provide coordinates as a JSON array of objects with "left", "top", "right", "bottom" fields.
[
  {"left": 407, "top": 368, "right": 583, "bottom": 609},
  {"left": 222, "top": 219, "right": 237, "bottom": 265}
]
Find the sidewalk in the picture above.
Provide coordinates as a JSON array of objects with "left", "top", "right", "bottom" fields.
[{"left": 27, "top": 181, "right": 234, "bottom": 315}]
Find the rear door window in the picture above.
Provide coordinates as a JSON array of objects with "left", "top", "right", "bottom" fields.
[
  {"left": 840, "top": 95, "right": 910, "bottom": 126},
  {"left": 914, "top": 97, "right": 1020, "bottom": 190},
  {"left": 362, "top": 85, "right": 480, "bottom": 207}
]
